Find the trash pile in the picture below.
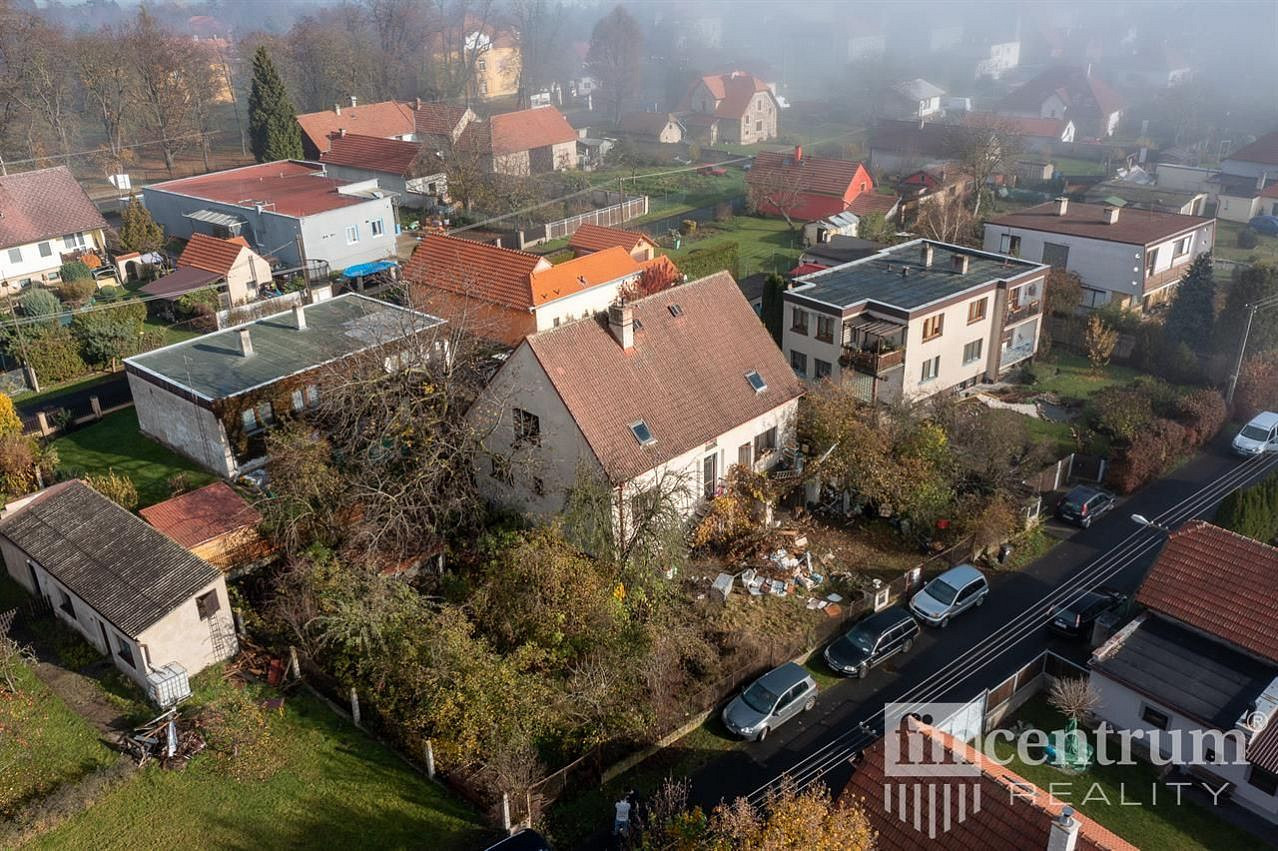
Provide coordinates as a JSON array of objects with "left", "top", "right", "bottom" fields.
[
  {"left": 709, "top": 529, "right": 847, "bottom": 618},
  {"left": 119, "top": 708, "right": 206, "bottom": 769}
]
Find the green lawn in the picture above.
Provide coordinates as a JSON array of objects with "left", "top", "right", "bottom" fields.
[
  {"left": 51, "top": 409, "right": 214, "bottom": 508},
  {"left": 993, "top": 699, "right": 1266, "bottom": 850},
  {"left": 143, "top": 317, "right": 205, "bottom": 348},
  {"left": 1213, "top": 220, "right": 1278, "bottom": 266},
  {"left": 0, "top": 659, "right": 119, "bottom": 821},
  {"left": 666, "top": 215, "right": 801, "bottom": 279},
  {"left": 30, "top": 675, "right": 488, "bottom": 850},
  {"left": 1029, "top": 353, "right": 1143, "bottom": 403},
  {"left": 1051, "top": 156, "right": 1111, "bottom": 177}
]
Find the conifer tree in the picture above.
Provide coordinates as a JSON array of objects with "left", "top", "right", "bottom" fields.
[
  {"left": 248, "top": 47, "right": 304, "bottom": 163},
  {"left": 1163, "top": 252, "right": 1216, "bottom": 351},
  {"left": 117, "top": 194, "right": 165, "bottom": 255}
]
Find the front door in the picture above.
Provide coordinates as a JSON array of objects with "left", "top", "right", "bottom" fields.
[{"left": 703, "top": 454, "right": 718, "bottom": 499}]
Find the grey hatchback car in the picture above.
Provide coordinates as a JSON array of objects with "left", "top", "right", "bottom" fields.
[
  {"left": 909, "top": 564, "right": 989, "bottom": 628},
  {"left": 721, "top": 662, "right": 818, "bottom": 741}
]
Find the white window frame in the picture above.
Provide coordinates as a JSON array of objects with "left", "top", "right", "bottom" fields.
[
  {"left": 962, "top": 339, "right": 983, "bottom": 364},
  {"left": 63, "top": 232, "right": 86, "bottom": 249},
  {"left": 920, "top": 355, "right": 940, "bottom": 383},
  {"left": 38, "top": 241, "right": 53, "bottom": 258},
  {"left": 370, "top": 218, "right": 385, "bottom": 238},
  {"left": 345, "top": 225, "right": 360, "bottom": 244},
  {"left": 7, "top": 247, "right": 21, "bottom": 264}
]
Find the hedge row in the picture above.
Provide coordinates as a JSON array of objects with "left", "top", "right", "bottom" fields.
[
  {"left": 1216, "top": 470, "right": 1278, "bottom": 544},
  {"left": 1103, "top": 386, "right": 1227, "bottom": 494}
]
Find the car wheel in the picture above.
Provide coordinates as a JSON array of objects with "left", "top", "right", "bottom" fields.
[
  {"left": 756, "top": 726, "right": 769, "bottom": 742},
  {"left": 1082, "top": 517, "right": 1092, "bottom": 529},
  {"left": 901, "top": 639, "right": 914, "bottom": 653},
  {"left": 939, "top": 616, "right": 950, "bottom": 629},
  {"left": 976, "top": 594, "right": 985, "bottom": 607},
  {"left": 804, "top": 697, "right": 816, "bottom": 712},
  {"left": 857, "top": 663, "right": 869, "bottom": 679}
]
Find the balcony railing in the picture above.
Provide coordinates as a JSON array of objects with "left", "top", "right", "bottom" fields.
[
  {"left": 1000, "top": 341, "right": 1036, "bottom": 368},
  {"left": 841, "top": 345, "right": 905, "bottom": 375},
  {"left": 1005, "top": 299, "right": 1042, "bottom": 326}
]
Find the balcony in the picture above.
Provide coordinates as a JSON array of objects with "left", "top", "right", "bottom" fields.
[
  {"left": 841, "top": 344, "right": 905, "bottom": 375},
  {"left": 1005, "top": 299, "right": 1042, "bottom": 326},
  {"left": 1000, "top": 340, "right": 1036, "bottom": 368}
]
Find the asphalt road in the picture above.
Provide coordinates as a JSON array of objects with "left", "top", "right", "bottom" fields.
[{"left": 587, "top": 437, "right": 1278, "bottom": 846}]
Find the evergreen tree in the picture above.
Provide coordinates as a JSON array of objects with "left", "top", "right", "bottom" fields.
[
  {"left": 1220, "top": 263, "right": 1278, "bottom": 356},
  {"left": 1163, "top": 253, "right": 1215, "bottom": 351},
  {"left": 761, "top": 273, "right": 786, "bottom": 345},
  {"left": 117, "top": 194, "right": 165, "bottom": 255},
  {"left": 248, "top": 46, "right": 303, "bottom": 163}
]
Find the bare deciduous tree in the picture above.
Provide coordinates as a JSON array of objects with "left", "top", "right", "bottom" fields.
[
  {"left": 586, "top": 5, "right": 642, "bottom": 123},
  {"left": 1048, "top": 676, "right": 1101, "bottom": 722}
]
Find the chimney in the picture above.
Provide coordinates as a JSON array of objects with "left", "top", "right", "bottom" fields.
[
  {"left": 918, "top": 117, "right": 926, "bottom": 130},
  {"left": 415, "top": 97, "right": 423, "bottom": 110},
  {"left": 293, "top": 304, "right": 307, "bottom": 330},
  {"left": 1103, "top": 205, "right": 1120, "bottom": 224},
  {"left": 952, "top": 253, "right": 970, "bottom": 274},
  {"left": 349, "top": 95, "right": 358, "bottom": 108},
  {"left": 608, "top": 302, "right": 634, "bottom": 351},
  {"left": 334, "top": 102, "right": 341, "bottom": 115},
  {"left": 921, "top": 243, "right": 935, "bottom": 267},
  {"left": 339, "top": 128, "right": 347, "bottom": 138},
  {"left": 794, "top": 144, "right": 803, "bottom": 162},
  {"left": 1258, "top": 171, "right": 1269, "bottom": 191},
  {"left": 1054, "top": 196, "right": 1070, "bottom": 216},
  {"left": 1046, "top": 807, "right": 1081, "bottom": 851},
  {"left": 236, "top": 328, "right": 254, "bottom": 357}
]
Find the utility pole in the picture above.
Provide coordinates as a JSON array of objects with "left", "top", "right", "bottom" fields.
[{"left": 1227, "top": 294, "right": 1278, "bottom": 408}]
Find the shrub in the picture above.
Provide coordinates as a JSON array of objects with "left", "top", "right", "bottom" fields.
[
  {"left": 0, "top": 394, "right": 20, "bottom": 437},
  {"left": 1237, "top": 227, "right": 1259, "bottom": 249},
  {"left": 23, "top": 325, "right": 87, "bottom": 384},
  {"left": 713, "top": 200, "right": 734, "bottom": 222},
  {"left": 1234, "top": 352, "right": 1278, "bottom": 421},
  {"left": 1106, "top": 418, "right": 1187, "bottom": 493},
  {"left": 59, "top": 260, "right": 92, "bottom": 282},
  {"left": 679, "top": 219, "right": 697, "bottom": 235},
  {"left": 56, "top": 277, "right": 97, "bottom": 307},
  {"left": 18, "top": 288, "right": 61, "bottom": 319},
  {"left": 0, "top": 432, "right": 38, "bottom": 496},
  {"left": 1089, "top": 384, "right": 1154, "bottom": 442},
  {"left": 1216, "top": 470, "right": 1278, "bottom": 544},
  {"left": 1171, "top": 389, "right": 1227, "bottom": 445},
  {"left": 84, "top": 469, "right": 139, "bottom": 511}
]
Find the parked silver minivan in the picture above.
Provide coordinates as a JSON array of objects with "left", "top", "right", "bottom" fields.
[
  {"left": 909, "top": 564, "right": 989, "bottom": 628},
  {"left": 721, "top": 662, "right": 817, "bottom": 742}
]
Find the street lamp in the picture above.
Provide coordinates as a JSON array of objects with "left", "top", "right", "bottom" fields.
[{"left": 1131, "top": 514, "right": 1172, "bottom": 534}]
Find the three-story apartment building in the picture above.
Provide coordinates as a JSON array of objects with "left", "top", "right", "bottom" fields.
[{"left": 782, "top": 240, "right": 1048, "bottom": 403}]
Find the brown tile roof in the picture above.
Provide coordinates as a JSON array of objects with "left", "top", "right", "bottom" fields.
[
  {"left": 320, "top": 133, "right": 424, "bottom": 176},
  {"left": 617, "top": 112, "right": 679, "bottom": 137},
  {"left": 998, "top": 65, "right": 1125, "bottom": 123},
  {"left": 177, "top": 232, "right": 247, "bottom": 277},
  {"left": 531, "top": 247, "right": 641, "bottom": 305},
  {"left": 489, "top": 107, "right": 578, "bottom": 156},
  {"left": 844, "top": 718, "right": 1137, "bottom": 851},
  {"left": 568, "top": 223, "right": 658, "bottom": 255},
  {"left": 411, "top": 101, "right": 472, "bottom": 138},
  {"left": 140, "top": 482, "right": 262, "bottom": 550},
  {"left": 846, "top": 193, "right": 900, "bottom": 216},
  {"left": 296, "top": 100, "right": 416, "bottom": 154},
  {"left": 749, "top": 151, "right": 871, "bottom": 198},
  {"left": 684, "top": 71, "right": 775, "bottom": 119},
  {"left": 985, "top": 201, "right": 1211, "bottom": 246},
  {"left": 963, "top": 112, "right": 1071, "bottom": 138},
  {"left": 150, "top": 161, "right": 373, "bottom": 217},
  {"left": 0, "top": 166, "right": 107, "bottom": 251},
  {"left": 523, "top": 272, "right": 803, "bottom": 483},
  {"left": 1229, "top": 131, "right": 1278, "bottom": 167},
  {"left": 1135, "top": 520, "right": 1278, "bottom": 663},
  {"left": 404, "top": 233, "right": 549, "bottom": 310}
]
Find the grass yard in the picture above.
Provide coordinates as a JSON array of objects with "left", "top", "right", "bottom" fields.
[
  {"left": 143, "top": 317, "right": 206, "bottom": 348},
  {"left": 31, "top": 675, "right": 489, "bottom": 851},
  {"left": 1051, "top": 156, "right": 1111, "bottom": 177},
  {"left": 993, "top": 699, "right": 1266, "bottom": 850},
  {"left": 0, "top": 658, "right": 119, "bottom": 821},
  {"left": 51, "top": 409, "right": 214, "bottom": 508},
  {"left": 1029, "top": 353, "right": 1143, "bottom": 403},
  {"left": 666, "top": 215, "right": 802, "bottom": 279},
  {"left": 1213, "top": 220, "right": 1278, "bottom": 266}
]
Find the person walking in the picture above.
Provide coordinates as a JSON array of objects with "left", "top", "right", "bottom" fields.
[{"left": 613, "top": 794, "right": 632, "bottom": 837}]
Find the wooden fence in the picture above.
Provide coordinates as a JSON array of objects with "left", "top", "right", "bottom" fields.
[{"left": 541, "top": 194, "right": 648, "bottom": 242}]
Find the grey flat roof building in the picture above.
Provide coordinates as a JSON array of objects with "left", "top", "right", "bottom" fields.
[{"left": 126, "top": 293, "right": 444, "bottom": 400}]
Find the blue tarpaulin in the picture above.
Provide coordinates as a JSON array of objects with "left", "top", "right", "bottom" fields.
[{"left": 342, "top": 260, "right": 398, "bottom": 278}]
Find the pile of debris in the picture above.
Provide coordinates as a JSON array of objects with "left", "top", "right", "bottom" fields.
[
  {"left": 222, "top": 637, "right": 295, "bottom": 688},
  {"left": 119, "top": 708, "right": 206, "bottom": 770},
  {"left": 709, "top": 529, "right": 847, "bottom": 618}
]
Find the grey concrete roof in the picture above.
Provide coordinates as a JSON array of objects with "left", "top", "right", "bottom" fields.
[
  {"left": 0, "top": 481, "right": 220, "bottom": 635},
  {"left": 125, "top": 293, "right": 444, "bottom": 400},
  {"left": 790, "top": 239, "right": 1043, "bottom": 312},
  {"left": 1092, "top": 615, "right": 1277, "bottom": 728}
]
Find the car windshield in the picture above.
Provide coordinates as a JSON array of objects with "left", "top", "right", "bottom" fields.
[
  {"left": 742, "top": 681, "right": 781, "bottom": 714},
  {"left": 844, "top": 627, "right": 877, "bottom": 653},
  {"left": 1241, "top": 425, "right": 1270, "bottom": 441},
  {"left": 925, "top": 578, "right": 960, "bottom": 605},
  {"left": 1063, "top": 490, "right": 1091, "bottom": 509}
]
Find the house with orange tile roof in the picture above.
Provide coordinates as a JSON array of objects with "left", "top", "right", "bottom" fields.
[
  {"left": 157, "top": 232, "right": 271, "bottom": 307},
  {"left": 747, "top": 147, "right": 875, "bottom": 223},
  {"left": 568, "top": 223, "right": 660, "bottom": 261},
  {"left": 678, "top": 71, "right": 780, "bottom": 145},
  {"left": 296, "top": 97, "right": 418, "bottom": 159},
  {"left": 844, "top": 717, "right": 1138, "bottom": 850},
  {"left": 1089, "top": 520, "right": 1278, "bottom": 826},
  {"left": 319, "top": 132, "right": 448, "bottom": 207},
  {"left": 468, "top": 272, "right": 803, "bottom": 523},
  {"left": 403, "top": 233, "right": 642, "bottom": 347}
]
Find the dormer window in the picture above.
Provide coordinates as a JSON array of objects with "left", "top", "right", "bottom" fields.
[
  {"left": 745, "top": 370, "right": 767, "bottom": 393},
  {"left": 630, "top": 420, "right": 656, "bottom": 446}
]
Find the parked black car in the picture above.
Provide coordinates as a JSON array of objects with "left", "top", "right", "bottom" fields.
[
  {"left": 1048, "top": 589, "right": 1128, "bottom": 639},
  {"left": 824, "top": 606, "right": 920, "bottom": 677},
  {"left": 1056, "top": 486, "right": 1116, "bottom": 528}
]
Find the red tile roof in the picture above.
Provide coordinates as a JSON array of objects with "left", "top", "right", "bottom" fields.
[
  {"left": 963, "top": 112, "right": 1072, "bottom": 138},
  {"left": 846, "top": 193, "right": 900, "bottom": 216},
  {"left": 0, "top": 166, "right": 107, "bottom": 251},
  {"left": 684, "top": 71, "right": 775, "bottom": 120},
  {"left": 177, "top": 232, "right": 248, "bottom": 277},
  {"left": 1230, "top": 131, "right": 1278, "bottom": 167},
  {"left": 617, "top": 112, "right": 680, "bottom": 137},
  {"left": 523, "top": 272, "right": 803, "bottom": 483},
  {"left": 530, "top": 247, "right": 641, "bottom": 305},
  {"left": 999, "top": 65, "right": 1124, "bottom": 123},
  {"left": 296, "top": 100, "right": 416, "bottom": 154},
  {"left": 139, "top": 482, "right": 262, "bottom": 550},
  {"left": 1136, "top": 520, "right": 1278, "bottom": 663},
  {"left": 412, "top": 101, "right": 472, "bottom": 139},
  {"left": 404, "top": 233, "right": 549, "bottom": 310},
  {"left": 149, "top": 161, "right": 374, "bottom": 217},
  {"left": 844, "top": 718, "right": 1137, "bottom": 851},
  {"left": 489, "top": 107, "right": 577, "bottom": 156},
  {"left": 986, "top": 201, "right": 1211, "bottom": 246},
  {"left": 749, "top": 151, "right": 871, "bottom": 199},
  {"left": 568, "top": 223, "right": 658, "bottom": 255},
  {"left": 320, "top": 133, "right": 424, "bottom": 176}
]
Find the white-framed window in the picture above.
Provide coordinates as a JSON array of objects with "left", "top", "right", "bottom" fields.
[
  {"left": 7, "top": 247, "right": 21, "bottom": 264},
  {"left": 1173, "top": 236, "right": 1190, "bottom": 257},
  {"left": 370, "top": 219, "right": 385, "bottom": 237},
  {"left": 38, "top": 241, "right": 52, "bottom": 258},
  {"left": 920, "top": 356, "right": 940, "bottom": 383},
  {"left": 963, "top": 339, "right": 984, "bottom": 364},
  {"left": 63, "top": 232, "right": 86, "bottom": 249},
  {"left": 790, "top": 350, "right": 807, "bottom": 376},
  {"left": 345, "top": 225, "right": 360, "bottom": 244}
]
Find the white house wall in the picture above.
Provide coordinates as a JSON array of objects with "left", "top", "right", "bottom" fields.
[
  {"left": 0, "top": 229, "right": 106, "bottom": 293},
  {"left": 532, "top": 278, "right": 638, "bottom": 332},
  {"left": 136, "top": 576, "right": 238, "bottom": 680},
  {"left": 982, "top": 226, "right": 1143, "bottom": 304},
  {"left": 128, "top": 372, "right": 237, "bottom": 477}
]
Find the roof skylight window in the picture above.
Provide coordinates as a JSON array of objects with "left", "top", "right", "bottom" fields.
[
  {"left": 630, "top": 420, "right": 656, "bottom": 446},
  {"left": 745, "top": 370, "right": 767, "bottom": 393}
]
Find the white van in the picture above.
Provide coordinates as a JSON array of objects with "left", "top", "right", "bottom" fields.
[{"left": 1233, "top": 412, "right": 1278, "bottom": 457}]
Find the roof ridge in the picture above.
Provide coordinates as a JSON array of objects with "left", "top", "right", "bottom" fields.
[{"left": 432, "top": 231, "right": 544, "bottom": 261}]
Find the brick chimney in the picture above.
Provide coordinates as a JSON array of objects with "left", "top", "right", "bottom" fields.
[
  {"left": 1054, "top": 196, "right": 1070, "bottom": 216},
  {"left": 293, "top": 304, "right": 307, "bottom": 330},
  {"left": 921, "top": 243, "right": 935, "bottom": 267},
  {"left": 952, "top": 253, "right": 970, "bottom": 274},
  {"left": 1103, "top": 205, "right": 1120, "bottom": 224},
  {"left": 794, "top": 145, "right": 803, "bottom": 162},
  {"left": 608, "top": 302, "right": 634, "bottom": 351},
  {"left": 236, "top": 328, "right": 254, "bottom": 357},
  {"left": 1046, "top": 807, "right": 1080, "bottom": 851}
]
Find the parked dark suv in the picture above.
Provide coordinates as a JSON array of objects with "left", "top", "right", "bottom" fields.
[
  {"left": 824, "top": 606, "right": 921, "bottom": 677},
  {"left": 1056, "top": 486, "right": 1116, "bottom": 528},
  {"left": 1048, "top": 589, "right": 1128, "bottom": 639}
]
